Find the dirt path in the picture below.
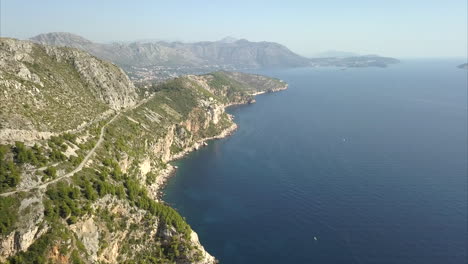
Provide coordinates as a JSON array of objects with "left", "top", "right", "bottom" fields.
[
  {"left": 0, "top": 95, "right": 154, "bottom": 197},
  {"left": 0, "top": 113, "right": 120, "bottom": 197}
]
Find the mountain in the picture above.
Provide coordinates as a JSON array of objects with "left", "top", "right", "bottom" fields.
[
  {"left": 0, "top": 38, "right": 287, "bottom": 263},
  {"left": 30, "top": 32, "right": 400, "bottom": 82},
  {"left": 31, "top": 32, "right": 310, "bottom": 68},
  {"left": 217, "top": 36, "right": 239, "bottom": 43},
  {"left": 313, "top": 50, "right": 359, "bottom": 58},
  {"left": 29, "top": 32, "right": 94, "bottom": 50}
]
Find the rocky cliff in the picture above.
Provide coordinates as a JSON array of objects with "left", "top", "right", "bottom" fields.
[{"left": 0, "top": 39, "right": 287, "bottom": 263}]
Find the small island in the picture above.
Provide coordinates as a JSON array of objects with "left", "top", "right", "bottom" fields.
[
  {"left": 309, "top": 55, "right": 400, "bottom": 68},
  {"left": 457, "top": 63, "right": 468, "bottom": 69}
]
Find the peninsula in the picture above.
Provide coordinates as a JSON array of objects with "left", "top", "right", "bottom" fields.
[{"left": 0, "top": 38, "right": 286, "bottom": 263}]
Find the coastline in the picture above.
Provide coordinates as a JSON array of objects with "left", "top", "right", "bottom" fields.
[
  {"left": 154, "top": 83, "right": 288, "bottom": 200},
  {"left": 154, "top": 121, "right": 238, "bottom": 200}
]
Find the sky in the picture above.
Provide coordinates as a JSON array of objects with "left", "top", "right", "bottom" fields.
[{"left": 0, "top": 0, "right": 466, "bottom": 58}]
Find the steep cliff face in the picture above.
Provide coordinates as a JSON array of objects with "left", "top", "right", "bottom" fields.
[
  {"left": 0, "top": 40, "right": 287, "bottom": 263},
  {"left": 0, "top": 38, "right": 138, "bottom": 142}
]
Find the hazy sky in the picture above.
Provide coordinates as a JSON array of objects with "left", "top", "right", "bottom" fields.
[{"left": 1, "top": 0, "right": 466, "bottom": 58}]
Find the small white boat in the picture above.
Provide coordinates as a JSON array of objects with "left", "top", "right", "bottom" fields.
[{"left": 314, "top": 236, "right": 318, "bottom": 241}]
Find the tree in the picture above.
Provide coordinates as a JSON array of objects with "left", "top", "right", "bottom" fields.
[
  {"left": 59, "top": 204, "right": 71, "bottom": 218},
  {"left": 43, "top": 166, "right": 57, "bottom": 180}
]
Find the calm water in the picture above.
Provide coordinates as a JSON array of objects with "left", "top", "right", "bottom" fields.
[{"left": 163, "top": 60, "right": 467, "bottom": 264}]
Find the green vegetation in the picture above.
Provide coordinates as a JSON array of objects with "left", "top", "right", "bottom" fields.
[
  {"left": 12, "top": 142, "right": 48, "bottom": 167},
  {"left": 0, "top": 145, "right": 21, "bottom": 192},
  {"left": 73, "top": 165, "right": 191, "bottom": 237},
  {"left": 0, "top": 196, "right": 19, "bottom": 234},
  {"left": 45, "top": 181, "right": 84, "bottom": 224},
  {"left": 8, "top": 224, "right": 74, "bottom": 264},
  {"left": 70, "top": 250, "right": 84, "bottom": 264},
  {"left": 0, "top": 60, "right": 286, "bottom": 262},
  {"left": 122, "top": 174, "right": 191, "bottom": 237},
  {"left": 151, "top": 78, "right": 199, "bottom": 117},
  {"left": 208, "top": 71, "right": 249, "bottom": 101},
  {"left": 48, "top": 136, "right": 68, "bottom": 162},
  {"left": 43, "top": 166, "right": 57, "bottom": 180},
  {"left": 145, "top": 172, "right": 157, "bottom": 185},
  {"left": 0, "top": 40, "right": 115, "bottom": 133},
  {"left": 62, "top": 133, "right": 77, "bottom": 144},
  {"left": 1, "top": 133, "right": 88, "bottom": 191},
  {"left": 13, "top": 142, "right": 38, "bottom": 165}
]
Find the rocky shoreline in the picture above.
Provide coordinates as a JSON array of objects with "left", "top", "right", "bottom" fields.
[
  {"left": 250, "top": 83, "right": 288, "bottom": 96},
  {"left": 148, "top": 84, "right": 288, "bottom": 263},
  {"left": 154, "top": 121, "right": 238, "bottom": 200},
  {"left": 154, "top": 84, "right": 288, "bottom": 200}
]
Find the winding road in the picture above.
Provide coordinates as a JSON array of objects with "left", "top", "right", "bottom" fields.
[
  {"left": 0, "top": 113, "right": 120, "bottom": 197},
  {"left": 0, "top": 95, "right": 155, "bottom": 198}
]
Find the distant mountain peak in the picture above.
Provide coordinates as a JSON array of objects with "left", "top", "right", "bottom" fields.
[
  {"left": 218, "top": 36, "right": 238, "bottom": 43},
  {"left": 31, "top": 32, "right": 93, "bottom": 46}
]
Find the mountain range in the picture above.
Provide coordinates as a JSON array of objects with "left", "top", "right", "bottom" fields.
[
  {"left": 30, "top": 32, "right": 310, "bottom": 69},
  {"left": 30, "top": 32, "right": 399, "bottom": 81}
]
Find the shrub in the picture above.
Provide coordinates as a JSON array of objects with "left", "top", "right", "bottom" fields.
[
  {"left": 45, "top": 182, "right": 83, "bottom": 223},
  {"left": 62, "top": 133, "right": 77, "bottom": 144},
  {"left": 146, "top": 172, "right": 156, "bottom": 185},
  {"left": 43, "top": 166, "right": 57, "bottom": 180},
  {"left": 0, "top": 145, "right": 21, "bottom": 191},
  {"left": 49, "top": 149, "right": 66, "bottom": 162},
  {"left": 13, "top": 141, "right": 38, "bottom": 165},
  {"left": 0, "top": 196, "right": 19, "bottom": 234}
]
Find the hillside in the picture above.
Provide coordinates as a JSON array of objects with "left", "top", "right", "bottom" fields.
[
  {"left": 0, "top": 39, "right": 287, "bottom": 263},
  {"left": 0, "top": 38, "right": 138, "bottom": 142}
]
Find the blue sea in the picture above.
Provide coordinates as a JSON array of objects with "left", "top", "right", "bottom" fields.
[{"left": 163, "top": 60, "right": 467, "bottom": 264}]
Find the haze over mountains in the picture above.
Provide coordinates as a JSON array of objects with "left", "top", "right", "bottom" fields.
[
  {"left": 313, "top": 50, "right": 359, "bottom": 58},
  {"left": 31, "top": 32, "right": 310, "bottom": 68},
  {"left": 30, "top": 32, "right": 399, "bottom": 82}
]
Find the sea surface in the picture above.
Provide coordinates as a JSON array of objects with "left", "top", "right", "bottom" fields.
[{"left": 163, "top": 60, "right": 467, "bottom": 264}]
